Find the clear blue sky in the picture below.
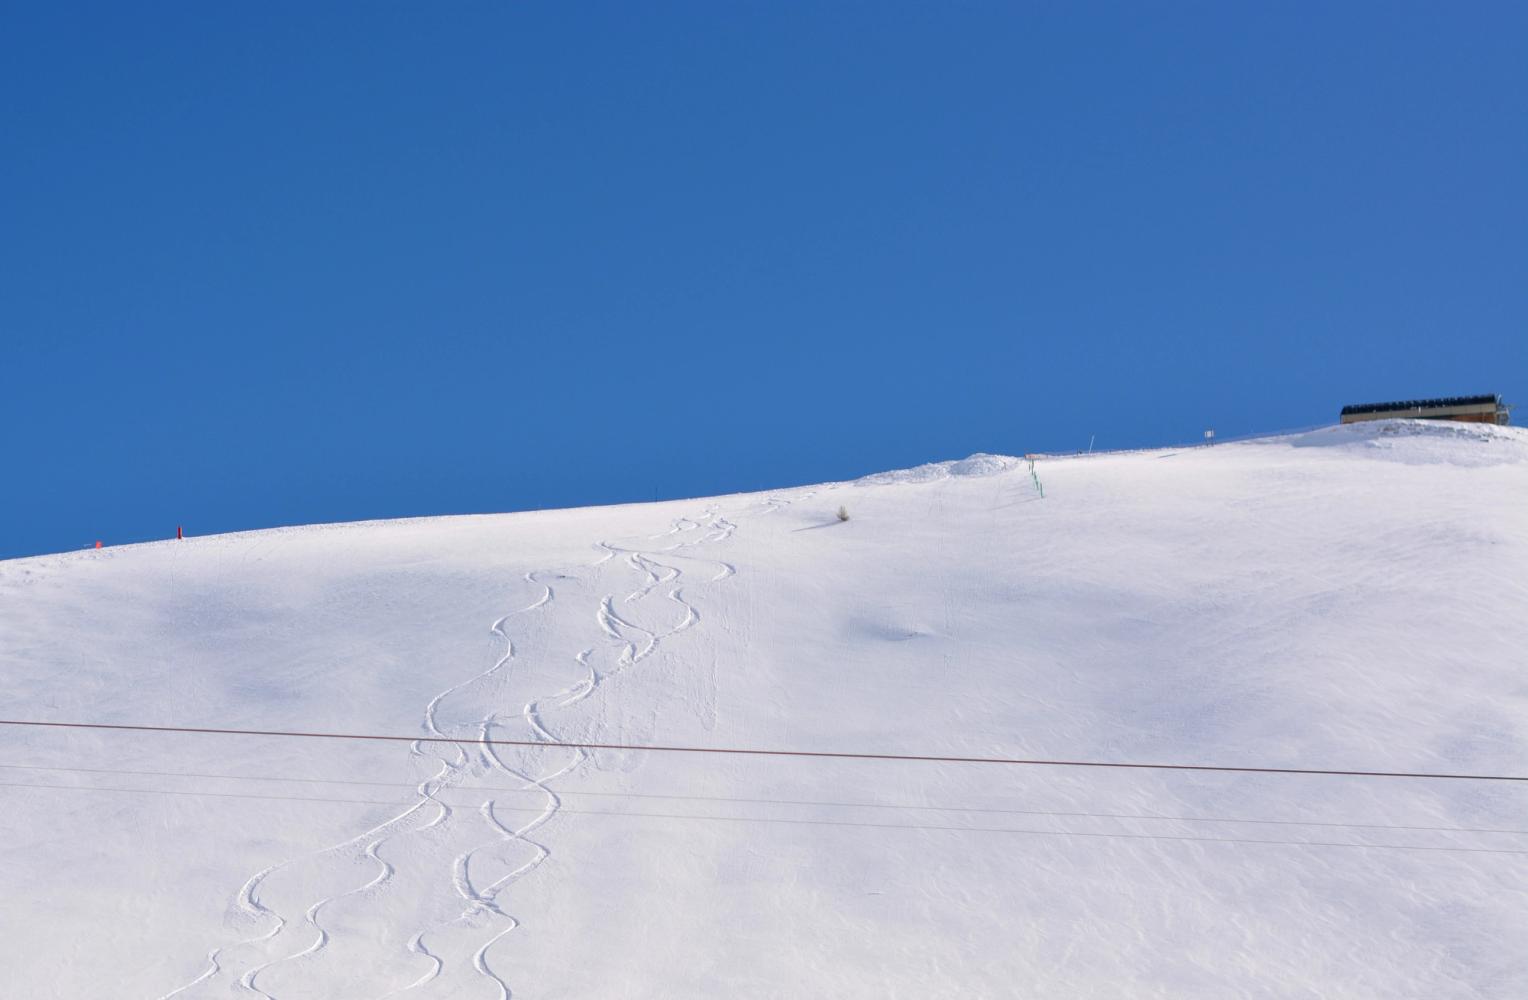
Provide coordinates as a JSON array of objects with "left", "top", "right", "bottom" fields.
[{"left": 3, "top": 3, "right": 1524, "bottom": 559}]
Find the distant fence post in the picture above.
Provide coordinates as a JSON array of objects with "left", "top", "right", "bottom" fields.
[{"left": 1026, "top": 455, "right": 1044, "bottom": 499}]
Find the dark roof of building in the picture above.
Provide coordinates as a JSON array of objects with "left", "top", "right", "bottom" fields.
[{"left": 1340, "top": 394, "right": 1500, "bottom": 416}]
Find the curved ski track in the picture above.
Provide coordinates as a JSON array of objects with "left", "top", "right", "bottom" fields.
[{"left": 157, "top": 496, "right": 795, "bottom": 999}]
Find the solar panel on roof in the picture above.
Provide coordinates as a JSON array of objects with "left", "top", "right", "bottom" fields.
[{"left": 1339, "top": 395, "right": 1498, "bottom": 416}]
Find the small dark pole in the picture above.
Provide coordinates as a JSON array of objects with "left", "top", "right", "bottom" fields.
[{"left": 176, "top": 525, "right": 183, "bottom": 540}]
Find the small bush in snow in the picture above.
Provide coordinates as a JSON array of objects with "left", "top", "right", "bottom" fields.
[{"left": 837, "top": 505, "right": 850, "bottom": 522}]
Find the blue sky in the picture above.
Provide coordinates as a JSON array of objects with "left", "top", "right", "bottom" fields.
[{"left": 3, "top": 3, "right": 1524, "bottom": 559}]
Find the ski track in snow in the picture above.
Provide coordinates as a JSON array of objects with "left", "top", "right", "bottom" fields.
[
  {"left": 152, "top": 575, "right": 548, "bottom": 998},
  {"left": 235, "top": 577, "right": 548, "bottom": 998},
  {"left": 401, "top": 506, "right": 751, "bottom": 996},
  {"left": 155, "top": 494, "right": 794, "bottom": 999},
  {"left": 155, "top": 748, "right": 460, "bottom": 1000}
]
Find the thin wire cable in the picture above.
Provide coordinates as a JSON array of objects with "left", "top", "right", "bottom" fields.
[
  {"left": 2, "top": 761, "right": 1522, "bottom": 837},
  {"left": 4, "top": 779, "right": 1524, "bottom": 857},
  {"left": 3, "top": 718, "right": 1524, "bottom": 782}
]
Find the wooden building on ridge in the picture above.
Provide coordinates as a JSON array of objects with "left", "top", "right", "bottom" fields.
[{"left": 1339, "top": 394, "right": 1510, "bottom": 425}]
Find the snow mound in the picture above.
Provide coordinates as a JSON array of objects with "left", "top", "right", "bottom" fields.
[
  {"left": 1290, "top": 419, "right": 1527, "bottom": 466},
  {"left": 856, "top": 452, "right": 1021, "bottom": 486},
  {"left": 949, "top": 452, "right": 1023, "bottom": 477}
]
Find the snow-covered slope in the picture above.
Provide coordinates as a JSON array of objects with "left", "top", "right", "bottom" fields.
[{"left": 2, "top": 421, "right": 1526, "bottom": 999}]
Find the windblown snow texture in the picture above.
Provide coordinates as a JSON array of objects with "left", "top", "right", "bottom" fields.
[{"left": 1, "top": 421, "right": 1525, "bottom": 999}]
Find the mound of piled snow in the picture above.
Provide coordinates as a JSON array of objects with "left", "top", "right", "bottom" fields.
[
  {"left": 1, "top": 422, "right": 1525, "bottom": 999},
  {"left": 855, "top": 451, "right": 1022, "bottom": 485},
  {"left": 1292, "top": 418, "right": 1528, "bottom": 466}
]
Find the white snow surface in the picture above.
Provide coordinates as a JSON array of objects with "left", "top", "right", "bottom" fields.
[{"left": 2, "top": 420, "right": 1527, "bottom": 999}]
